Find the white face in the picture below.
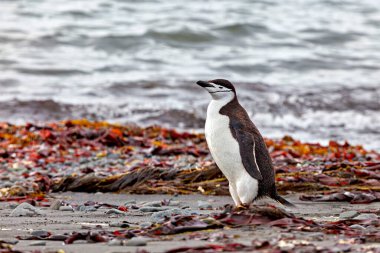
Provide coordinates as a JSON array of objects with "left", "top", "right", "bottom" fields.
[{"left": 201, "top": 82, "right": 234, "bottom": 100}]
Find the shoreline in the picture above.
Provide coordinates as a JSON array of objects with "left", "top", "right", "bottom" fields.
[{"left": 0, "top": 119, "right": 379, "bottom": 252}]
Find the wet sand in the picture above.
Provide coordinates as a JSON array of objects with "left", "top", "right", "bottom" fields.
[{"left": 1, "top": 192, "right": 379, "bottom": 252}]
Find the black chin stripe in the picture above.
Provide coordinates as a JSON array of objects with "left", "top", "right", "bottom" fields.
[{"left": 209, "top": 90, "right": 232, "bottom": 94}]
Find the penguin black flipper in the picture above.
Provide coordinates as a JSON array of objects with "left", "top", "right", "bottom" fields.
[{"left": 234, "top": 128, "right": 263, "bottom": 181}]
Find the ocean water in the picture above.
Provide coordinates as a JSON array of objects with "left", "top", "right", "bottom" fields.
[{"left": 0, "top": 0, "right": 379, "bottom": 150}]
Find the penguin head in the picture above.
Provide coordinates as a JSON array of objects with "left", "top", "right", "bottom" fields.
[{"left": 196, "top": 79, "right": 236, "bottom": 100}]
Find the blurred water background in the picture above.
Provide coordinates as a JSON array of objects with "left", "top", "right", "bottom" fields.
[{"left": 1, "top": 0, "right": 379, "bottom": 150}]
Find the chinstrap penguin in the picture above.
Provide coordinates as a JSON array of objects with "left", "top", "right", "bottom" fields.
[{"left": 196, "top": 79, "right": 294, "bottom": 208}]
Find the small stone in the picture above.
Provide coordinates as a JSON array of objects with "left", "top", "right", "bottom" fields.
[
  {"left": 139, "top": 222, "right": 152, "bottom": 228},
  {"left": 339, "top": 211, "right": 359, "bottom": 219},
  {"left": 108, "top": 239, "right": 123, "bottom": 246},
  {"left": 106, "top": 209, "right": 126, "bottom": 215},
  {"left": 59, "top": 206, "right": 74, "bottom": 212},
  {"left": 1, "top": 239, "right": 18, "bottom": 245},
  {"left": 350, "top": 224, "right": 365, "bottom": 230},
  {"left": 2, "top": 182, "right": 14, "bottom": 188},
  {"left": 197, "top": 201, "right": 212, "bottom": 209},
  {"left": 109, "top": 221, "right": 130, "bottom": 228},
  {"left": 78, "top": 206, "right": 97, "bottom": 212},
  {"left": 124, "top": 237, "right": 148, "bottom": 246},
  {"left": 29, "top": 241, "right": 46, "bottom": 246},
  {"left": 107, "top": 153, "right": 120, "bottom": 159},
  {"left": 10, "top": 203, "right": 44, "bottom": 217},
  {"left": 7, "top": 203, "right": 18, "bottom": 209},
  {"left": 31, "top": 230, "right": 50, "bottom": 238},
  {"left": 141, "top": 201, "right": 162, "bottom": 207},
  {"left": 85, "top": 207, "right": 97, "bottom": 212},
  {"left": 50, "top": 200, "right": 63, "bottom": 210},
  {"left": 139, "top": 206, "right": 170, "bottom": 212},
  {"left": 354, "top": 213, "right": 378, "bottom": 220},
  {"left": 167, "top": 201, "right": 181, "bottom": 206},
  {"left": 124, "top": 200, "right": 137, "bottom": 205},
  {"left": 151, "top": 208, "right": 190, "bottom": 223}
]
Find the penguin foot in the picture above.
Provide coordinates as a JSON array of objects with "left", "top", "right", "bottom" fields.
[{"left": 235, "top": 203, "right": 250, "bottom": 211}]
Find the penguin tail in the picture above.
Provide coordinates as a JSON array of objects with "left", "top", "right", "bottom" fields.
[{"left": 273, "top": 194, "right": 296, "bottom": 208}]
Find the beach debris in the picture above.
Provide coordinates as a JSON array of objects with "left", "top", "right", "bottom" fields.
[
  {"left": 300, "top": 191, "right": 380, "bottom": 204},
  {"left": 30, "top": 230, "right": 50, "bottom": 238},
  {"left": 0, "top": 120, "right": 377, "bottom": 200},
  {"left": 9, "top": 203, "right": 44, "bottom": 217},
  {"left": 151, "top": 208, "right": 192, "bottom": 223},
  {"left": 165, "top": 243, "right": 255, "bottom": 253},
  {"left": 139, "top": 206, "right": 171, "bottom": 212},
  {"left": 150, "top": 215, "right": 222, "bottom": 236}
]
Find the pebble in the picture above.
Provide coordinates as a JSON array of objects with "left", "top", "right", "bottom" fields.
[
  {"left": 7, "top": 203, "right": 19, "bottom": 209},
  {"left": 167, "top": 201, "right": 181, "bottom": 206},
  {"left": 2, "top": 182, "right": 14, "bottom": 188},
  {"left": 139, "top": 206, "right": 170, "bottom": 212},
  {"left": 109, "top": 221, "right": 130, "bottom": 228},
  {"left": 350, "top": 224, "right": 365, "bottom": 230},
  {"left": 139, "top": 222, "right": 152, "bottom": 228},
  {"left": 10, "top": 203, "right": 44, "bottom": 217},
  {"left": 124, "top": 200, "right": 137, "bottom": 205},
  {"left": 108, "top": 239, "right": 123, "bottom": 246},
  {"left": 29, "top": 241, "right": 46, "bottom": 246},
  {"left": 85, "top": 207, "right": 97, "bottom": 212},
  {"left": 31, "top": 230, "right": 50, "bottom": 237},
  {"left": 50, "top": 200, "right": 63, "bottom": 210},
  {"left": 107, "top": 153, "right": 120, "bottom": 159},
  {"left": 1, "top": 239, "right": 18, "bottom": 245},
  {"left": 151, "top": 208, "right": 192, "bottom": 223},
  {"left": 59, "top": 206, "right": 74, "bottom": 212},
  {"left": 339, "top": 210, "right": 359, "bottom": 219},
  {"left": 77, "top": 206, "right": 97, "bottom": 212},
  {"left": 353, "top": 213, "right": 378, "bottom": 220},
  {"left": 141, "top": 201, "right": 162, "bottom": 207},
  {"left": 124, "top": 237, "right": 148, "bottom": 246},
  {"left": 106, "top": 209, "right": 126, "bottom": 215},
  {"left": 197, "top": 201, "right": 213, "bottom": 209}
]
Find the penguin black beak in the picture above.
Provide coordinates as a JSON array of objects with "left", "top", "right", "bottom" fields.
[{"left": 196, "top": 80, "right": 214, "bottom": 88}]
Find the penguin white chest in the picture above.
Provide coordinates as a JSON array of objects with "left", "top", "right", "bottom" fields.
[{"left": 205, "top": 99, "right": 259, "bottom": 205}]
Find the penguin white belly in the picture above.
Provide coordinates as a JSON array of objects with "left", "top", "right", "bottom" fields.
[{"left": 205, "top": 100, "right": 258, "bottom": 205}]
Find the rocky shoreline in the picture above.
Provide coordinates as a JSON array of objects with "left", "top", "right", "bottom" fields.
[{"left": 0, "top": 193, "right": 379, "bottom": 253}]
